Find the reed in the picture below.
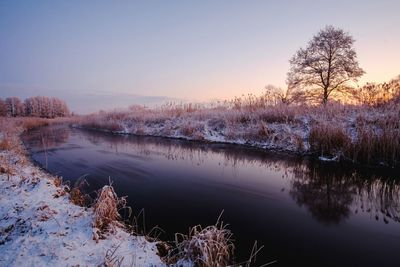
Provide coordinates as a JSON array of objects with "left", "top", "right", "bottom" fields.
[
  {"left": 348, "top": 116, "right": 400, "bottom": 167},
  {"left": 170, "top": 213, "right": 234, "bottom": 267},
  {"left": 93, "top": 185, "right": 127, "bottom": 240},
  {"left": 308, "top": 123, "right": 351, "bottom": 157}
]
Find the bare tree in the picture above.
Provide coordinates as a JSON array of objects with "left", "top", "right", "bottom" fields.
[
  {"left": 263, "top": 85, "right": 299, "bottom": 105},
  {"left": 355, "top": 74, "right": 400, "bottom": 105},
  {"left": 0, "top": 98, "right": 7, "bottom": 116},
  {"left": 5, "top": 97, "right": 24, "bottom": 117},
  {"left": 287, "top": 25, "right": 365, "bottom": 105},
  {"left": 7, "top": 96, "right": 70, "bottom": 118}
]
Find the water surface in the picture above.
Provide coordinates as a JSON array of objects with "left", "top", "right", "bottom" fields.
[{"left": 23, "top": 126, "right": 400, "bottom": 266}]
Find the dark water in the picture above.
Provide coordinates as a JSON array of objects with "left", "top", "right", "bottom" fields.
[{"left": 22, "top": 126, "right": 400, "bottom": 267}]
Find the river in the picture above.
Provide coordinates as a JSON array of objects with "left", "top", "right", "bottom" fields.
[{"left": 22, "top": 125, "right": 400, "bottom": 267}]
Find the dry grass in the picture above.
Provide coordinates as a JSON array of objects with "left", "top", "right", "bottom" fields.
[
  {"left": 0, "top": 137, "right": 13, "bottom": 151},
  {"left": 102, "top": 244, "right": 126, "bottom": 267},
  {"left": 81, "top": 119, "right": 123, "bottom": 132},
  {"left": 0, "top": 157, "right": 16, "bottom": 180},
  {"left": 309, "top": 123, "right": 351, "bottom": 157},
  {"left": 348, "top": 115, "right": 400, "bottom": 167},
  {"left": 180, "top": 122, "right": 205, "bottom": 140},
  {"left": 168, "top": 214, "right": 234, "bottom": 267},
  {"left": 309, "top": 111, "right": 400, "bottom": 167},
  {"left": 77, "top": 113, "right": 124, "bottom": 132},
  {"left": 53, "top": 176, "right": 63, "bottom": 187},
  {"left": 20, "top": 118, "right": 50, "bottom": 131},
  {"left": 70, "top": 188, "right": 87, "bottom": 207},
  {"left": 93, "top": 185, "right": 127, "bottom": 240},
  {"left": 77, "top": 100, "right": 400, "bottom": 167},
  {"left": 70, "top": 178, "right": 91, "bottom": 207}
]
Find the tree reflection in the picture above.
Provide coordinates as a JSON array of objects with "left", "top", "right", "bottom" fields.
[
  {"left": 290, "top": 163, "right": 355, "bottom": 224},
  {"left": 289, "top": 161, "right": 400, "bottom": 224},
  {"left": 23, "top": 125, "right": 70, "bottom": 152}
]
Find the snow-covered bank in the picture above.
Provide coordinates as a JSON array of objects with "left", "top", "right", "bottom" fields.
[
  {"left": 0, "top": 120, "right": 165, "bottom": 267},
  {"left": 0, "top": 118, "right": 241, "bottom": 267},
  {"left": 77, "top": 102, "right": 400, "bottom": 167}
]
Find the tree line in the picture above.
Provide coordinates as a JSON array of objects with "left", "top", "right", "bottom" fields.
[{"left": 0, "top": 96, "right": 69, "bottom": 118}]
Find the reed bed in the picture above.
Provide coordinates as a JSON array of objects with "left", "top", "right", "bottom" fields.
[{"left": 77, "top": 98, "right": 400, "bottom": 167}]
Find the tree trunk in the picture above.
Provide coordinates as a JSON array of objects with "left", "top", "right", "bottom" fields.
[{"left": 323, "top": 88, "right": 329, "bottom": 105}]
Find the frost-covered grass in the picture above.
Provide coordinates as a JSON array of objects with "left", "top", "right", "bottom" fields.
[
  {"left": 77, "top": 100, "right": 400, "bottom": 167},
  {"left": 172, "top": 220, "right": 234, "bottom": 266}
]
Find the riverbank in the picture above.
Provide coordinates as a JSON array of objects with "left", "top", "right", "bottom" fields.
[
  {"left": 77, "top": 102, "right": 400, "bottom": 168},
  {"left": 0, "top": 118, "right": 166, "bottom": 266}
]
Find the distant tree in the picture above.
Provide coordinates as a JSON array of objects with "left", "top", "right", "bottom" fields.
[
  {"left": 263, "top": 84, "right": 302, "bottom": 105},
  {"left": 355, "top": 75, "right": 400, "bottom": 105},
  {"left": 5, "top": 97, "right": 24, "bottom": 117},
  {"left": 0, "top": 98, "right": 7, "bottom": 116},
  {"left": 287, "top": 25, "right": 365, "bottom": 105},
  {"left": 51, "top": 97, "right": 69, "bottom": 117},
  {"left": 24, "top": 96, "right": 69, "bottom": 118}
]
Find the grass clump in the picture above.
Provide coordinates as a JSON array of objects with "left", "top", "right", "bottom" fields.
[
  {"left": 0, "top": 137, "right": 13, "bottom": 151},
  {"left": 93, "top": 185, "right": 127, "bottom": 240},
  {"left": 69, "top": 176, "right": 91, "bottom": 206},
  {"left": 171, "top": 215, "right": 234, "bottom": 266}
]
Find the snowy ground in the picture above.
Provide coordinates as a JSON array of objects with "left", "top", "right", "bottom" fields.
[{"left": 0, "top": 137, "right": 166, "bottom": 266}]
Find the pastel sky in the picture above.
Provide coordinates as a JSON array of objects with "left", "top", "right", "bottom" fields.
[{"left": 1, "top": 0, "right": 399, "bottom": 113}]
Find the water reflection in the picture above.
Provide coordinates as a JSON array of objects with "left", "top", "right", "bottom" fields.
[
  {"left": 24, "top": 126, "right": 400, "bottom": 226},
  {"left": 354, "top": 178, "right": 400, "bottom": 223},
  {"left": 288, "top": 162, "right": 400, "bottom": 224},
  {"left": 290, "top": 163, "right": 355, "bottom": 224},
  {"left": 24, "top": 126, "right": 70, "bottom": 152}
]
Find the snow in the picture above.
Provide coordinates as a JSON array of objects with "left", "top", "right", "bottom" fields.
[
  {"left": 0, "top": 146, "right": 166, "bottom": 266},
  {"left": 76, "top": 103, "right": 399, "bottom": 167},
  {"left": 77, "top": 116, "right": 309, "bottom": 153},
  {"left": 318, "top": 156, "right": 339, "bottom": 162}
]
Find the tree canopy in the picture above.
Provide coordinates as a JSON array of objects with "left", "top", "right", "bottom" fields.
[
  {"left": 0, "top": 96, "right": 69, "bottom": 118},
  {"left": 287, "top": 25, "right": 365, "bottom": 105}
]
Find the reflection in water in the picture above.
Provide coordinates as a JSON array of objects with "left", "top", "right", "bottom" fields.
[
  {"left": 26, "top": 126, "right": 400, "bottom": 225},
  {"left": 24, "top": 126, "right": 70, "bottom": 151},
  {"left": 22, "top": 126, "right": 400, "bottom": 267},
  {"left": 290, "top": 163, "right": 354, "bottom": 224},
  {"left": 289, "top": 162, "right": 400, "bottom": 224},
  {"left": 354, "top": 178, "right": 400, "bottom": 223}
]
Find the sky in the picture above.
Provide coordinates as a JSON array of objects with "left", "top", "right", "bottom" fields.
[{"left": 1, "top": 0, "right": 399, "bottom": 113}]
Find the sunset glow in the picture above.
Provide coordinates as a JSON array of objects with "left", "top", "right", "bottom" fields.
[{"left": 1, "top": 0, "right": 399, "bottom": 112}]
